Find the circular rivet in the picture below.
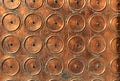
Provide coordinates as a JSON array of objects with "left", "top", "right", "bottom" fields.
[
  {"left": 71, "top": 78, "right": 83, "bottom": 81},
  {"left": 89, "top": 0, "right": 106, "bottom": 11},
  {"left": 109, "top": 0, "right": 120, "bottom": 12},
  {"left": 2, "top": 35, "right": 20, "bottom": 54},
  {"left": 110, "top": 57, "right": 120, "bottom": 74},
  {"left": 3, "top": 0, "right": 21, "bottom": 9},
  {"left": 110, "top": 37, "right": 120, "bottom": 54},
  {"left": 67, "top": 14, "right": 85, "bottom": 32},
  {"left": 46, "top": 0, "right": 64, "bottom": 10},
  {"left": 91, "top": 78, "right": 104, "bottom": 81},
  {"left": 24, "top": 57, "right": 41, "bottom": 75},
  {"left": 46, "top": 35, "right": 64, "bottom": 54},
  {"left": 88, "top": 35, "right": 106, "bottom": 55},
  {"left": 89, "top": 14, "right": 106, "bottom": 33},
  {"left": 46, "top": 57, "right": 63, "bottom": 75},
  {"left": 67, "top": 35, "right": 85, "bottom": 54},
  {"left": 25, "top": 0, "right": 43, "bottom": 9},
  {"left": 68, "top": 0, "right": 86, "bottom": 11},
  {"left": 2, "top": 13, "right": 20, "bottom": 32},
  {"left": 68, "top": 57, "right": 85, "bottom": 75},
  {"left": 1, "top": 57, "right": 20, "bottom": 76},
  {"left": 24, "top": 35, "right": 42, "bottom": 54},
  {"left": 88, "top": 57, "right": 106, "bottom": 75},
  {"left": 110, "top": 15, "right": 120, "bottom": 32},
  {"left": 46, "top": 13, "right": 64, "bottom": 32},
  {"left": 49, "top": 78, "right": 59, "bottom": 81},
  {"left": 113, "top": 78, "right": 120, "bottom": 81},
  {"left": 24, "top": 14, "right": 42, "bottom": 32}
]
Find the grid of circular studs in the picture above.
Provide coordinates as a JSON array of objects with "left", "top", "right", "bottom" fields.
[{"left": 0, "top": 0, "right": 116, "bottom": 80}]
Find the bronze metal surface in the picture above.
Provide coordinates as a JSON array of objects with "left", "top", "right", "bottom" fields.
[{"left": 0, "top": 0, "right": 119, "bottom": 81}]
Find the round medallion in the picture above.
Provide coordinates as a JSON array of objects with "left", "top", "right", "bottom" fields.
[
  {"left": 24, "top": 57, "right": 41, "bottom": 75},
  {"left": 1, "top": 57, "right": 20, "bottom": 76},
  {"left": 88, "top": 35, "right": 106, "bottom": 55},
  {"left": 110, "top": 15, "right": 120, "bottom": 32},
  {"left": 46, "top": 57, "right": 63, "bottom": 75},
  {"left": 68, "top": 57, "right": 85, "bottom": 75},
  {"left": 25, "top": 0, "right": 43, "bottom": 9},
  {"left": 110, "top": 57, "right": 120, "bottom": 74},
  {"left": 67, "top": 14, "right": 85, "bottom": 32},
  {"left": 46, "top": 13, "right": 64, "bottom": 32},
  {"left": 2, "top": 13, "right": 20, "bottom": 31},
  {"left": 71, "top": 78, "right": 83, "bottom": 81},
  {"left": 68, "top": 0, "right": 86, "bottom": 11},
  {"left": 24, "top": 35, "right": 42, "bottom": 54},
  {"left": 89, "top": 14, "right": 106, "bottom": 32},
  {"left": 3, "top": 0, "right": 21, "bottom": 9},
  {"left": 46, "top": 0, "right": 64, "bottom": 10},
  {"left": 2, "top": 35, "right": 20, "bottom": 54},
  {"left": 68, "top": 35, "right": 85, "bottom": 54},
  {"left": 88, "top": 57, "right": 106, "bottom": 75},
  {"left": 109, "top": 0, "right": 120, "bottom": 12},
  {"left": 110, "top": 37, "right": 120, "bottom": 54},
  {"left": 89, "top": 0, "right": 106, "bottom": 11},
  {"left": 24, "top": 14, "right": 42, "bottom": 32},
  {"left": 91, "top": 78, "right": 104, "bottom": 81},
  {"left": 46, "top": 36, "right": 64, "bottom": 54}
]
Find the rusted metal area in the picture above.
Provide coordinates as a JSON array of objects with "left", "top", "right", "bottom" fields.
[{"left": 0, "top": 0, "right": 119, "bottom": 81}]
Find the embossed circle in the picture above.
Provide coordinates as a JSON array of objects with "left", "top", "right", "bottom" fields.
[
  {"left": 88, "top": 57, "right": 106, "bottom": 75},
  {"left": 3, "top": 0, "right": 21, "bottom": 9},
  {"left": 2, "top": 13, "right": 20, "bottom": 31},
  {"left": 91, "top": 78, "right": 104, "bottom": 81},
  {"left": 110, "top": 15, "right": 120, "bottom": 32},
  {"left": 46, "top": 36, "right": 64, "bottom": 54},
  {"left": 109, "top": 0, "right": 120, "bottom": 12},
  {"left": 27, "top": 79, "right": 41, "bottom": 81},
  {"left": 2, "top": 35, "right": 20, "bottom": 54},
  {"left": 27, "top": 79, "right": 38, "bottom": 81},
  {"left": 71, "top": 78, "right": 83, "bottom": 81},
  {"left": 113, "top": 79, "right": 120, "bottom": 81},
  {"left": 89, "top": 0, "right": 106, "bottom": 11},
  {"left": 110, "top": 37, "right": 120, "bottom": 54},
  {"left": 5, "top": 79, "right": 16, "bottom": 81},
  {"left": 88, "top": 35, "right": 106, "bottom": 55},
  {"left": 25, "top": 0, "right": 43, "bottom": 9},
  {"left": 68, "top": 57, "right": 85, "bottom": 75},
  {"left": 46, "top": 13, "right": 64, "bottom": 32},
  {"left": 67, "top": 14, "right": 85, "bottom": 32},
  {"left": 89, "top": 14, "right": 106, "bottom": 32},
  {"left": 24, "top": 35, "right": 42, "bottom": 54},
  {"left": 68, "top": 35, "right": 85, "bottom": 54},
  {"left": 24, "top": 14, "right": 42, "bottom": 32},
  {"left": 24, "top": 57, "right": 41, "bottom": 75},
  {"left": 68, "top": 0, "right": 86, "bottom": 11},
  {"left": 49, "top": 78, "right": 60, "bottom": 81},
  {"left": 1, "top": 57, "right": 20, "bottom": 76},
  {"left": 46, "top": 57, "right": 63, "bottom": 75},
  {"left": 110, "top": 57, "right": 120, "bottom": 74},
  {"left": 46, "top": 0, "right": 64, "bottom": 10}
]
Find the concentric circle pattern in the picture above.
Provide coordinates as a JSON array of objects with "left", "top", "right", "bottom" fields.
[
  {"left": 24, "top": 14, "right": 42, "bottom": 31},
  {"left": 2, "top": 35, "right": 20, "bottom": 54},
  {"left": 24, "top": 57, "right": 41, "bottom": 75},
  {"left": 24, "top": 35, "right": 42, "bottom": 54},
  {"left": 46, "top": 57, "right": 63, "bottom": 75},
  {"left": 1, "top": 57, "right": 20, "bottom": 76},
  {"left": 0, "top": 0, "right": 118, "bottom": 80},
  {"left": 2, "top": 13, "right": 20, "bottom": 31}
]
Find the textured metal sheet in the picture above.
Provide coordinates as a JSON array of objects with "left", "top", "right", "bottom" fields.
[{"left": 0, "top": 0, "right": 119, "bottom": 81}]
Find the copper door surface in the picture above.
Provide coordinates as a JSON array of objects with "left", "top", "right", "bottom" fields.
[{"left": 0, "top": 0, "right": 119, "bottom": 81}]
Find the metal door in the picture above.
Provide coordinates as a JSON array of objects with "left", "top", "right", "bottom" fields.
[{"left": 0, "top": 0, "right": 119, "bottom": 81}]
